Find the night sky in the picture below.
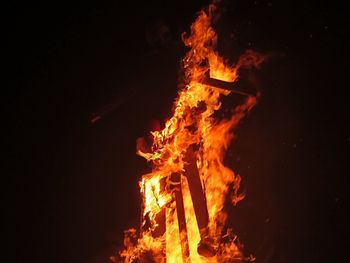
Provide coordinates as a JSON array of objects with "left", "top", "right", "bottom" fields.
[{"left": 5, "top": 1, "right": 349, "bottom": 263}]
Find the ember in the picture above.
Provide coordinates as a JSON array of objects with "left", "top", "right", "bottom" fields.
[{"left": 112, "top": 2, "right": 264, "bottom": 262}]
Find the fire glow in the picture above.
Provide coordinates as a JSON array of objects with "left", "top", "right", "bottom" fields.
[{"left": 113, "top": 3, "right": 264, "bottom": 263}]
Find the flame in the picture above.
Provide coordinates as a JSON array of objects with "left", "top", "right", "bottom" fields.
[{"left": 114, "top": 3, "right": 263, "bottom": 263}]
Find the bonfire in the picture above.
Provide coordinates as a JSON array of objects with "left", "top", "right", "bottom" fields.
[{"left": 112, "top": 2, "right": 264, "bottom": 262}]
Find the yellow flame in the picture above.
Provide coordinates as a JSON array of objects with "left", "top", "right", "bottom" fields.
[{"left": 116, "top": 3, "right": 264, "bottom": 263}]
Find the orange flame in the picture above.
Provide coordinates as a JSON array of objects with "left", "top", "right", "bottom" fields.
[{"left": 114, "top": 3, "right": 264, "bottom": 263}]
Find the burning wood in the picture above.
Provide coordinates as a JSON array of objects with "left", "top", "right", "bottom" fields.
[{"left": 112, "top": 2, "right": 264, "bottom": 263}]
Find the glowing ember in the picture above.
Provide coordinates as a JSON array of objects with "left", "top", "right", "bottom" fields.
[{"left": 112, "top": 2, "right": 264, "bottom": 263}]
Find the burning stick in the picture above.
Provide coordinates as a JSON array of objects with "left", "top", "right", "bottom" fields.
[
  {"left": 169, "top": 172, "right": 190, "bottom": 261},
  {"left": 202, "top": 70, "right": 256, "bottom": 97},
  {"left": 182, "top": 144, "right": 216, "bottom": 258}
]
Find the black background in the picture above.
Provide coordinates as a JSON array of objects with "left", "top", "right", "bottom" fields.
[{"left": 5, "top": 0, "right": 349, "bottom": 263}]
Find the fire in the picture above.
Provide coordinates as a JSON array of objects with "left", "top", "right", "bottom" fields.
[{"left": 112, "top": 2, "right": 264, "bottom": 263}]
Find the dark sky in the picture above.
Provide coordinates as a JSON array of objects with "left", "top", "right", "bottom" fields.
[{"left": 5, "top": 1, "right": 349, "bottom": 263}]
